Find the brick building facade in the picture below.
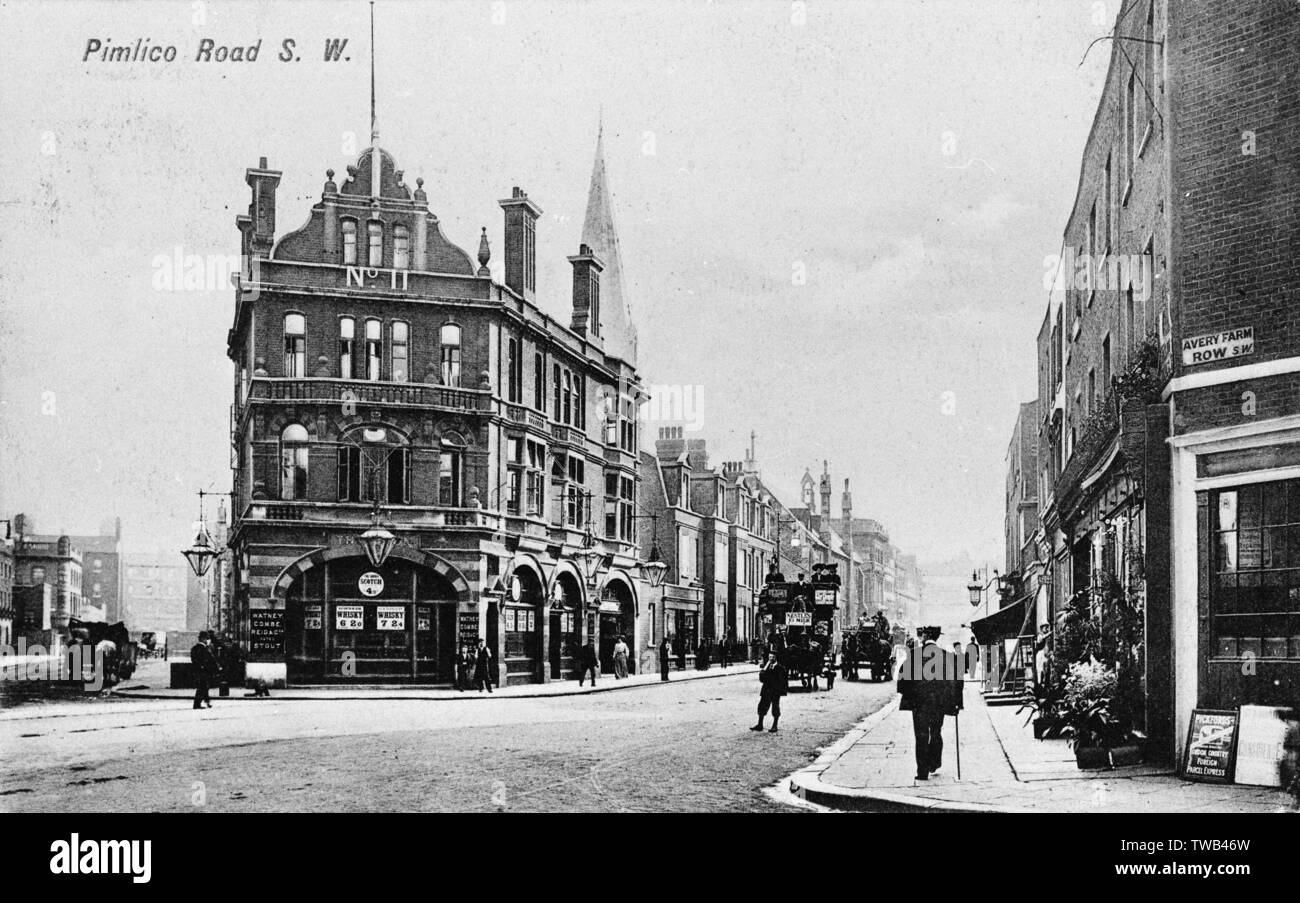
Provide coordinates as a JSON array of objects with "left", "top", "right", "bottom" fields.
[
  {"left": 1033, "top": 0, "right": 1299, "bottom": 760},
  {"left": 225, "top": 123, "right": 651, "bottom": 687}
]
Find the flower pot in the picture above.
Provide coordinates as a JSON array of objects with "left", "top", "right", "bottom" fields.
[
  {"left": 1075, "top": 746, "right": 1111, "bottom": 770},
  {"left": 1108, "top": 743, "right": 1144, "bottom": 768},
  {"left": 1032, "top": 716, "right": 1052, "bottom": 740}
]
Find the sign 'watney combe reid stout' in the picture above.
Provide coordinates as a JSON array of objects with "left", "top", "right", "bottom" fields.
[
  {"left": 1181, "top": 709, "right": 1239, "bottom": 783},
  {"left": 249, "top": 610, "right": 285, "bottom": 657},
  {"left": 358, "top": 572, "right": 385, "bottom": 597},
  {"left": 1181, "top": 326, "right": 1254, "bottom": 366}
]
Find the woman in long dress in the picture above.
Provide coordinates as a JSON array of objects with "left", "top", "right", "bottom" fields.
[{"left": 612, "top": 635, "right": 630, "bottom": 679}]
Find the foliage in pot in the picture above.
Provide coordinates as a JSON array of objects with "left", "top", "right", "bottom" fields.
[
  {"left": 1058, "top": 661, "right": 1133, "bottom": 768},
  {"left": 1018, "top": 681, "right": 1066, "bottom": 740}
]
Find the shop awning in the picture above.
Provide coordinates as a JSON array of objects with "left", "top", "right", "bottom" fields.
[{"left": 970, "top": 598, "right": 1030, "bottom": 645}]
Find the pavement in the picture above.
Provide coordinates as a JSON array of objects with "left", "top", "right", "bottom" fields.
[
  {"left": 105, "top": 659, "right": 761, "bottom": 702},
  {"left": 788, "top": 683, "right": 1299, "bottom": 813}
]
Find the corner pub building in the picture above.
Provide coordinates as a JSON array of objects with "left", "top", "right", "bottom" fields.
[{"left": 226, "top": 124, "right": 650, "bottom": 688}]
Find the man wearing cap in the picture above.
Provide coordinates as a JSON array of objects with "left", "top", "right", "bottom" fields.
[{"left": 897, "top": 625, "right": 963, "bottom": 780}]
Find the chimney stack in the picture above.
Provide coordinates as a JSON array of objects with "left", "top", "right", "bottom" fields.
[
  {"left": 655, "top": 426, "right": 685, "bottom": 462},
  {"left": 499, "top": 187, "right": 542, "bottom": 301},
  {"left": 568, "top": 243, "right": 605, "bottom": 338},
  {"left": 245, "top": 157, "right": 282, "bottom": 259}
]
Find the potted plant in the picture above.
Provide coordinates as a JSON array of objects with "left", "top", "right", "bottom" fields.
[
  {"left": 1018, "top": 681, "right": 1066, "bottom": 740},
  {"left": 1058, "top": 660, "right": 1131, "bottom": 769}
]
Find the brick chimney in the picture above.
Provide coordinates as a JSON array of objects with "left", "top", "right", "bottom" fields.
[
  {"left": 498, "top": 187, "right": 542, "bottom": 301},
  {"left": 655, "top": 426, "right": 685, "bottom": 462},
  {"left": 245, "top": 156, "right": 282, "bottom": 259},
  {"left": 568, "top": 243, "right": 604, "bottom": 338}
]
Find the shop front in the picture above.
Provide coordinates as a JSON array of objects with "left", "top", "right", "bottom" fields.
[
  {"left": 548, "top": 569, "right": 584, "bottom": 680},
  {"left": 502, "top": 561, "right": 546, "bottom": 685},
  {"left": 597, "top": 574, "right": 637, "bottom": 674},
  {"left": 1171, "top": 417, "right": 1300, "bottom": 758},
  {"left": 280, "top": 551, "right": 466, "bottom": 684}
]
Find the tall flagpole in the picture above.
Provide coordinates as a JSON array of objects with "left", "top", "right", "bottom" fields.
[{"left": 369, "top": 1, "right": 377, "bottom": 143}]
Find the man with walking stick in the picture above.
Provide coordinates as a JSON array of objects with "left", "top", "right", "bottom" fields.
[{"left": 897, "top": 626, "right": 964, "bottom": 781}]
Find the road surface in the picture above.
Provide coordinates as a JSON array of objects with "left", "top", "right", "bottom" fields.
[{"left": 0, "top": 672, "right": 896, "bottom": 812}]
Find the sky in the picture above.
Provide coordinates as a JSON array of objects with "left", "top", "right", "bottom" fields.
[{"left": 0, "top": 0, "right": 1114, "bottom": 588}]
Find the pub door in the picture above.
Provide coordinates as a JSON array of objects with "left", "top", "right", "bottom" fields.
[
  {"left": 549, "top": 610, "right": 563, "bottom": 679},
  {"left": 599, "top": 613, "right": 619, "bottom": 672}
]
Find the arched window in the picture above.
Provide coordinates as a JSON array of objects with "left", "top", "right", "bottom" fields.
[
  {"left": 365, "top": 318, "right": 382, "bottom": 381},
  {"left": 339, "top": 317, "right": 355, "bottom": 378},
  {"left": 367, "top": 221, "right": 383, "bottom": 267},
  {"left": 280, "top": 423, "right": 310, "bottom": 500},
  {"left": 284, "top": 313, "right": 305, "bottom": 377},
  {"left": 393, "top": 224, "right": 410, "bottom": 270},
  {"left": 391, "top": 321, "right": 409, "bottom": 383},
  {"left": 440, "top": 323, "right": 461, "bottom": 387},
  {"left": 341, "top": 219, "right": 358, "bottom": 265}
]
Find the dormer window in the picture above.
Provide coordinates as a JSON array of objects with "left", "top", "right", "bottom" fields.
[
  {"left": 393, "top": 225, "right": 410, "bottom": 270},
  {"left": 341, "top": 219, "right": 357, "bottom": 265},
  {"left": 283, "top": 313, "right": 305, "bottom": 377},
  {"left": 367, "top": 221, "right": 383, "bottom": 267}
]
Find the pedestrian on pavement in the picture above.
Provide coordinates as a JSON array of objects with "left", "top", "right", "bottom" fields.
[
  {"left": 190, "top": 631, "right": 218, "bottom": 710},
  {"left": 578, "top": 639, "right": 599, "bottom": 686},
  {"left": 897, "top": 625, "right": 963, "bottom": 780},
  {"left": 750, "top": 651, "right": 787, "bottom": 733},
  {"left": 659, "top": 637, "right": 671, "bottom": 682},
  {"left": 719, "top": 636, "right": 730, "bottom": 668},
  {"left": 460, "top": 641, "right": 475, "bottom": 691},
  {"left": 473, "top": 638, "right": 494, "bottom": 693},
  {"left": 675, "top": 634, "right": 687, "bottom": 671},
  {"left": 612, "top": 635, "right": 630, "bottom": 679}
]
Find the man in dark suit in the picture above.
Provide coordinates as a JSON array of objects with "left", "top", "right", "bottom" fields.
[
  {"left": 659, "top": 637, "right": 671, "bottom": 681},
  {"left": 577, "top": 639, "right": 598, "bottom": 686},
  {"left": 473, "top": 639, "right": 494, "bottom": 693},
  {"left": 897, "top": 626, "right": 963, "bottom": 780},
  {"left": 190, "top": 631, "right": 218, "bottom": 710},
  {"left": 750, "top": 652, "right": 788, "bottom": 733}
]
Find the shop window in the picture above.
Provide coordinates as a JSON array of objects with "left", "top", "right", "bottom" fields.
[{"left": 1211, "top": 481, "right": 1300, "bottom": 659}]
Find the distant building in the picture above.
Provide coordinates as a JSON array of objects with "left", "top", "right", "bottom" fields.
[
  {"left": 123, "top": 553, "right": 189, "bottom": 634},
  {"left": 0, "top": 538, "right": 13, "bottom": 647},
  {"left": 13, "top": 526, "right": 83, "bottom": 633}
]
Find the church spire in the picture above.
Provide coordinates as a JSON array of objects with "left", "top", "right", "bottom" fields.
[{"left": 581, "top": 119, "right": 637, "bottom": 364}]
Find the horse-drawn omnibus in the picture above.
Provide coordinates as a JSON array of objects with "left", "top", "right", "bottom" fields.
[{"left": 758, "top": 566, "right": 840, "bottom": 690}]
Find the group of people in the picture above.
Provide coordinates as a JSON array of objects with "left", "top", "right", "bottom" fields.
[{"left": 455, "top": 639, "right": 496, "bottom": 693}]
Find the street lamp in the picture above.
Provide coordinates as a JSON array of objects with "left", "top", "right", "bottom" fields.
[
  {"left": 967, "top": 570, "right": 982, "bottom": 607},
  {"left": 183, "top": 525, "right": 217, "bottom": 578},
  {"left": 579, "top": 533, "right": 605, "bottom": 585}
]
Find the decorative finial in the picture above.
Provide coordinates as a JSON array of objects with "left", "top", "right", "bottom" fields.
[{"left": 477, "top": 227, "right": 491, "bottom": 276}]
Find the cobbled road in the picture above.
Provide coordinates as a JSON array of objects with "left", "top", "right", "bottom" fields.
[{"left": 0, "top": 673, "right": 895, "bottom": 812}]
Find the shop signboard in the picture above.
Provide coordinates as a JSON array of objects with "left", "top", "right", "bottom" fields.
[
  {"left": 1180, "top": 709, "right": 1238, "bottom": 783},
  {"left": 459, "top": 611, "right": 480, "bottom": 644},
  {"left": 358, "top": 572, "right": 385, "bottom": 597},
  {"left": 1234, "top": 705, "right": 1299, "bottom": 787},
  {"left": 303, "top": 604, "right": 323, "bottom": 631},
  {"left": 814, "top": 588, "right": 836, "bottom": 605},
  {"left": 335, "top": 605, "right": 365, "bottom": 631},
  {"left": 249, "top": 610, "right": 285, "bottom": 658},
  {"left": 786, "top": 611, "right": 812, "bottom": 627},
  {"left": 376, "top": 606, "right": 405, "bottom": 631}
]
